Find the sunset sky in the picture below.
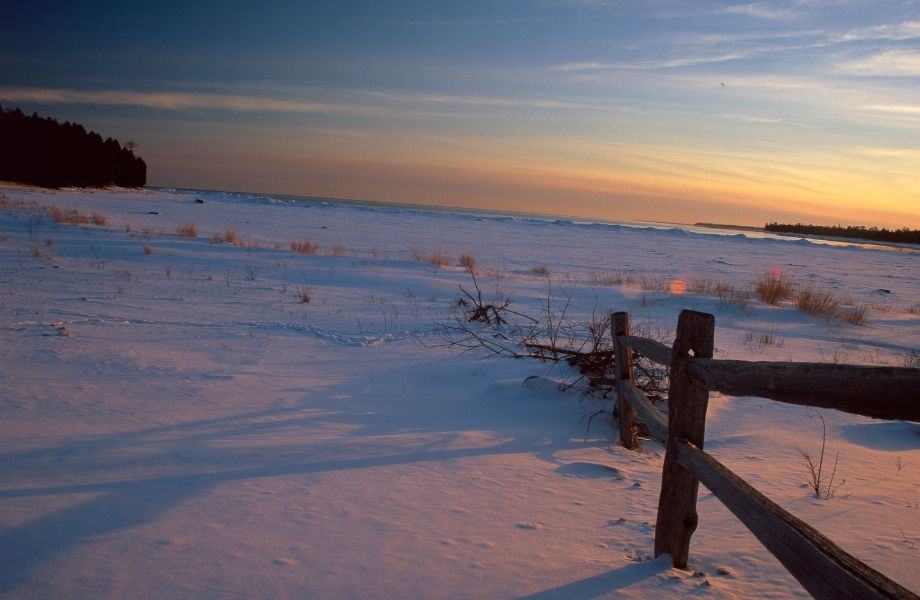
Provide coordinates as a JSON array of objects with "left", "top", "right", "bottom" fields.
[{"left": 2, "top": 1, "right": 919, "bottom": 227}]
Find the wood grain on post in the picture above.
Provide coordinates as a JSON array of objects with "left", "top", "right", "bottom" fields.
[
  {"left": 611, "top": 312, "right": 638, "bottom": 449},
  {"left": 654, "top": 309, "right": 715, "bottom": 568},
  {"left": 617, "top": 380, "right": 669, "bottom": 444},
  {"left": 616, "top": 334, "right": 672, "bottom": 366},
  {"left": 688, "top": 359, "right": 920, "bottom": 422}
]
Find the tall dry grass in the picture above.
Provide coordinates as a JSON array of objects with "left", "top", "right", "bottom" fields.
[
  {"left": 755, "top": 273, "right": 795, "bottom": 304},
  {"left": 177, "top": 222, "right": 198, "bottom": 237},
  {"left": 290, "top": 239, "right": 319, "bottom": 254}
]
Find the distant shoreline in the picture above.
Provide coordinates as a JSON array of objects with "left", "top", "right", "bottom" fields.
[{"left": 694, "top": 222, "right": 764, "bottom": 232}]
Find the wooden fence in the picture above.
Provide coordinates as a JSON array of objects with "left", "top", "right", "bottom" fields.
[{"left": 610, "top": 309, "right": 920, "bottom": 600}]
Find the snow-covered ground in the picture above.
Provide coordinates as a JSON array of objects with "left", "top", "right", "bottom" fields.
[{"left": 0, "top": 184, "right": 917, "bottom": 599}]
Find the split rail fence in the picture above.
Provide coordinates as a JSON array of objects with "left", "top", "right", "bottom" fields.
[{"left": 610, "top": 309, "right": 920, "bottom": 600}]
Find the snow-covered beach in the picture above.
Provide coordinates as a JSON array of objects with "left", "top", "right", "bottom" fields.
[{"left": 1, "top": 185, "right": 918, "bottom": 598}]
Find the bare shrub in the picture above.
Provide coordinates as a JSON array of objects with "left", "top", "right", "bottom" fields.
[
  {"left": 532, "top": 264, "right": 550, "bottom": 277},
  {"left": 457, "top": 272, "right": 517, "bottom": 326},
  {"left": 458, "top": 253, "right": 477, "bottom": 273},
  {"left": 290, "top": 239, "right": 318, "bottom": 254},
  {"left": 297, "top": 287, "right": 311, "bottom": 303},
  {"left": 177, "top": 222, "right": 198, "bottom": 237},
  {"left": 795, "top": 287, "right": 841, "bottom": 318},
  {"left": 91, "top": 211, "right": 107, "bottom": 226},
  {"left": 795, "top": 413, "right": 843, "bottom": 499},
  {"left": 755, "top": 272, "right": 795, "bottom": 304}
]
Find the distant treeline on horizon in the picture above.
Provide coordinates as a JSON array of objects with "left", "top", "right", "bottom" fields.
[
  {"left": 0, "top": 106, "right": 146, "bottom": 188},
  {"left": 765, "top": 222, "right": 920, "bottom": 244}
]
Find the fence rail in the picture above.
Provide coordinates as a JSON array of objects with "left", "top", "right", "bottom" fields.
[{"left": 609, "top": 309, "right": 919, "bottom": 600}]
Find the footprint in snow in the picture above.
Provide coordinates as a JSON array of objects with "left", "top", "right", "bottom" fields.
[{"left": 556, "top": 462, "right": 625, "bottom": 480}]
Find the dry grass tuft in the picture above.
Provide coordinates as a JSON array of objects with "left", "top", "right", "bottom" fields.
[
  {"left": 177, "top": 222, "right": 198, "bottom": 237},
  {"left": 905, "top": 351, "right": 920, "bottom": 369},
  {"left": 290, "top": 239, "right": 319, "bottom": 254},
  {"left": 122, "top": 219, "right": 133, "bottom": 234},
  {"left": 588, "top": 271, "right": 625, "bottom": 287},
  {"left": 51, "top": 206, "right": 90, "bottom": 225},
  {"left": 532, "top": 264, "right": 550, "bottom": 277},
  {"left": 139, "top": 225, "right": 165, "bottom": 239},
  {"left": 210, "top": 229, "right": 242, "bottom": 245},
  {"left": 143, "top": 244, "right": 153, "bottom": 255},
  {"left": 716, "top": 283, "right": 750, "bottom": 310},
  {"left": 755, "top": 272, "right": 795, "bottom": 304},
  {"left": 482, "top": 264, "right": 507, "bottom": 280},
  {"left": 458, "top": 253, "right": 477, "bottom": 273},
  {"left": 297, "top": 287, "right": 311, "bottom": 303},
  {"left": 838, "top": 305, "right": 870, "bottom": 326},
  {"left": 91, "top": 211, "right": 107, "bottom": 226},
  {"left": 324, "top": 242, "right": 348, "bottom": 257},
  {"left": 411, "top": 246, "right": 452, "bottom": 266},
  {"left": 44, "top": 237, "right": 54, "bottom": 247},
  {"left": 795, "top": 287, "right": 841, "bottom": 318},
  {"left": 639, "top": 275, "right": 665, "bottom": 291}
]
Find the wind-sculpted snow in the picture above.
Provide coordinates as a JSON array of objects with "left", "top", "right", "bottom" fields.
[{"left": 0, "top": 184, "right": 917, "bottom": 598}]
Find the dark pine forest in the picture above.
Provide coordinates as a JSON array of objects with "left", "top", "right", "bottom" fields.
[
  {"left": 0, "top": 106, "right": 146, "bottom": 188},
  {"left": 765, "top": 222, "right": 920, "bottom": 245}
]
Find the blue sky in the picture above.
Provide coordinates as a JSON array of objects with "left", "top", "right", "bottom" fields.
[{"left": 2, "top": 1, "right": 919, "bottom": 226}]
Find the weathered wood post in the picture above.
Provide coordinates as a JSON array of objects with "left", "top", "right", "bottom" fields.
[
  {"left": 654, "top": 309, "right": 715, "bottom": 568},
  {"left": 611, "top": 311, "right": 638, "bottom": 449}
]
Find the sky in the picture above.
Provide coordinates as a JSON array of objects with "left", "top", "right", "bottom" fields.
[{"left": 1, "top": 1, "right": 919, "bottom": 228}]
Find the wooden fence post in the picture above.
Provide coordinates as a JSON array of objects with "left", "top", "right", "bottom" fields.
[
  {"left": 611, "top": 312, "right": 638, "bottom": 449},
  {"left": 654, "top": 309, "right": 715, "bottom": 568}
]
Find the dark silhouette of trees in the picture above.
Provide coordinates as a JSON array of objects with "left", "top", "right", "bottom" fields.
[
  {"left": 0, "top": 106, "right": 146, "bottom": 188},
  {"left": 765, "top": 222, "right": 920, "bottom": 245}
]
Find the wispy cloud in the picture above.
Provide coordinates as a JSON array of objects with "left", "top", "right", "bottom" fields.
[
  {"left": 863, "top": 104, "right": 920, "bottom": 115},
  {"left": 840, "top": 50, "right": 920, "bottom": 76},
  {"left": 831, "top": 20, "right": 920, "bottom": 42},
  {"left": 0, "top": 87, "right": 347, "bottom": 114},
  {"left": 722, "top": 3, "right": 799, "bottom": 20},
  {"left": 0, "top": 85, "right": 633, "bottom": 121},
  {"left": 550, "top": 51, "right": 749, "bottom": 71}
]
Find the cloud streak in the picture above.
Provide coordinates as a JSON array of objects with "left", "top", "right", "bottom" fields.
[
  {"left": 722, "top": 3, "right": 799, "bottom": 20},
  {"left": 0, "top": 87, "right": 349, "bottom": 114},
  {"left": 840, "top": 50, "right": 920, "bottom": 76}
]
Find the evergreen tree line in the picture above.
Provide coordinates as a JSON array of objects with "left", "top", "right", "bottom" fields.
[
  {"left": 0, "top": 106, "right": 146, "bottom": 188},
  {"left": 765, "top": 221, "right": 920, "bottom": 244}
]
